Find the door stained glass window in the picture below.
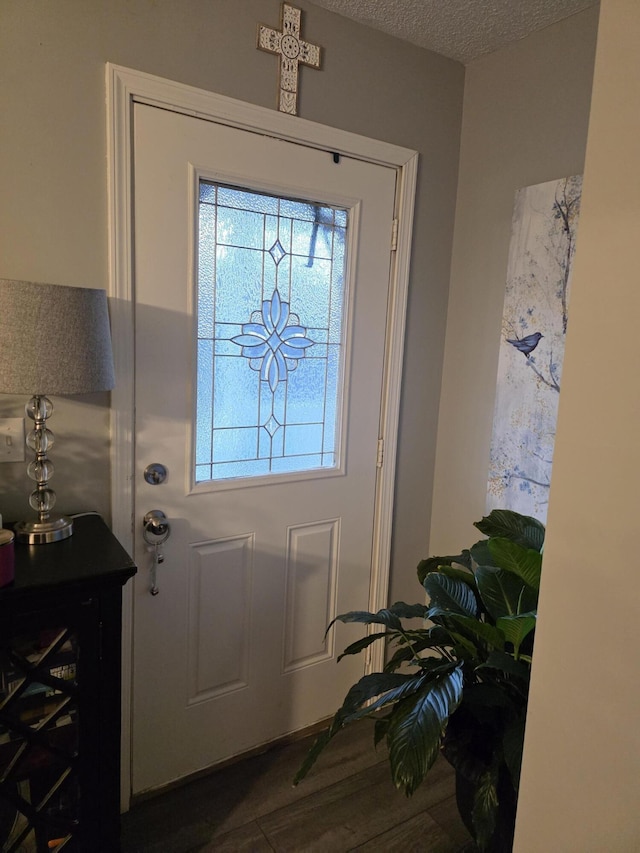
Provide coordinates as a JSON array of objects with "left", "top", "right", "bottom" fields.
[{"left": 195, "top": 181, "right": 348, "bottom": 483}]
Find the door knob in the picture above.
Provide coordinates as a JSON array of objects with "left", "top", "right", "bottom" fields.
[{"left": 143, "top": 509, "right": 169, "bottom": 536}]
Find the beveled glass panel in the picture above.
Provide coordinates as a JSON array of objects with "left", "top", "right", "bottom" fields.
[
  {"left": 271, "top": 454, "right": 323, "bottom": 473},
  {"left": 214, "top": 248, "right": 263, "bottom": 322},
  {"left": 213, "top": 358, "right": 259, "bottom": 428},
  {"left": 285, "top": 423, "right": 323, "bottom": 456},
  {"left": 279, "top": 199, "right": 318, "bottom": 221},
  {"left": 286, "top": 358, "right": 327, "bottom": 424},
  {"left": 195, "top": 180, "right": 349, "bottom": 483},
  {"left": 198, "top": 204, "right": 216, "bottom": 338},
  {"left": 217, "top": 206, "right": 264, "bottom": 250},
  {"left": 196, "top": 340, "right": 213, "bottom": 464},
  {"left": 213, "top": 427, "right": 259, "bottom": 462},
  {"left": 217, "top": 186, "right": 279, "bottom": 215}
]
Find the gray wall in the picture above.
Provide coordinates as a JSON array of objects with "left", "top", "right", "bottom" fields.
[
  {"left": 0, "top": 0, "right": 464, "bottom": 602},
  {"left": 430, "top": 6, "right": 600, "bottom": 554}
]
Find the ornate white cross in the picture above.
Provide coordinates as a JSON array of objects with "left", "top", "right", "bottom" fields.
[{"left": 257, "top": 3, "right": 322, "bottom": 116}]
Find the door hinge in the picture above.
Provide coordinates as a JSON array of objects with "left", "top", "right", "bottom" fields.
[
  {"left": 376, "top": 438, "right": 384, "bottom": 468},
  {"left": 390, "top": 218, "right": 398, "bottom": 251}
]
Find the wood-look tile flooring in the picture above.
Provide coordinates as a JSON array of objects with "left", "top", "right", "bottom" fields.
[{"left": 121, "top": 719, "right": 474, "bottom": 852}]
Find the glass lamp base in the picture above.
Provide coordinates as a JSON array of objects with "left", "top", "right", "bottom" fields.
[{"left": 14, "top": 515, "right": 73, "bottom": 545}]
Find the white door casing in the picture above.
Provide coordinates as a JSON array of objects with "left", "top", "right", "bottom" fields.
[{"left": 106, "top": 64, "right": 418, "bottom": 806}]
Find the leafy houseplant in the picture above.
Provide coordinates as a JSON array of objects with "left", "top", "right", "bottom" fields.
[{"left": 294, "top": 509, "right": 544, "bottom": 852}]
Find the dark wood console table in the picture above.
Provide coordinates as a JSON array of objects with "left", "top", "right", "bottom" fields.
[{"left": 0, "top": 514, "right": 136, "bottom": 851}]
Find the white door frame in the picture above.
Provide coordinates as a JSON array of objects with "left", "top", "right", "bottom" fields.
[{"left": 105, "top": 63, "right": 417, "bottom": 807}]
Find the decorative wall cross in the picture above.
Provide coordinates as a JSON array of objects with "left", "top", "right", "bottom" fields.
[{"left": 257, "top": 2, "right": 322, "bottom": 116}]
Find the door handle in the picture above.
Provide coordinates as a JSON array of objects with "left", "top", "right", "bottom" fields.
[
  {"left": 142, "top": 510, "right": 171, "bottom": 596},
  {"left": 143, "top": 509, "right": 169, "bottom": 537}
]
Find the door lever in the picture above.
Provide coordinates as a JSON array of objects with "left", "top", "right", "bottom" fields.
[{"left": 142, "top": 510, "right": 171, "bottom": 595}]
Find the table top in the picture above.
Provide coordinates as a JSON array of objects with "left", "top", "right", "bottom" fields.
[{"left": 1, "top": 513, "right": 136, "bottom": 601}]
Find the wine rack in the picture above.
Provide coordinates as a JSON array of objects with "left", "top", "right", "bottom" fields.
[
  {"left": 0, "top": 625, "right": 80, "bottom": 850},
  {"left": 0, "top": 516, "right": 135, "bottom": 852}
]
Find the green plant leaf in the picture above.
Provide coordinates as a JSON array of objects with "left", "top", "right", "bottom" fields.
[
  {"left": 472, "top": 766, "right": 499, "bottom": 850},
  {"left": 417, "top": 657, "right": 463, "bottom": 677},
  {"left": 386, "top": 666, "right": 464, "bottom": 795},
  {"left": 330, "top": 608, "right": 402, "bottom": 632},
  {"left": 475, "top": 566, "right": 534, "bottom": 619},
  {"left": 321, "top": 667, "right": 463, "bottom": 741},
  {"left": 293, "top": 728, "right": 334, "bottom": 786},
  {"left": 293, "top": 671, "right": 427, "bottom": 785},
  {"left": 434, "top": 564, "right": 477, "bottom": 588},
  {"left": 384, "top": 628, "right": 454, "bottom": 672},
  {"left": 384, "top": 645, "right": 415, "bottom": 672},
  {"left": 447, "top": 614, "right": 505, "bottom": 651},
  {"left": 417, "top": 550, "right": 471, "bottom": 584},
  {"left": 339, "top": 672, "right": 425, "bottom": 719},
  {"left": 423, "top": 573, "right": 479, "bottom": 617},
  {"left": 462, "top": 681, "right": 513, "bottom": 710},
  {"left": 347, "top": 673, "right": 437, "bottom": 722},
  {"left": 496, "top": 613, "right": 536, "bottom": 656},
  {"left": 426, "top": 621, "right": 478, "bottom": 659},
  {"left": 469, "top": 538, "right": 495, "bottom": 568},
  {"left": 337, "top": 632, "right": 389, "bottom": 663},
  {"left": 488, "top": 538, "right": 542, "bottom": 591},
  {"left": 477, "top": 650, "right": 530, "bottom": 682},
  {"left": 474, "top": 509, "right": 545, "bottom": 552},
  {"left": 331, "top": 601, "right": 428, "bottom": 634},
  {"left": 423, "top": 625, "right": 455, "bottom": 646},
  {"left": 374, "top": 715, "right": 390, "bottom": 746},
  {"left": 342, "top": 669, "right": 466, "bottom": 730},
  {"left": 441, "top": 728, "right": 485, "bottom": 782},
  {"left": 502, "top": 717, "right": 526, "bottom": 791},
  {"left": 386, "top": 601, "right": 430, "bottom": 620}
]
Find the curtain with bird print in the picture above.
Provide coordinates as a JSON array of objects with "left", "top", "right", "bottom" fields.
[{"left": 487, "top": 175, "right": 582, "bottom": 522}]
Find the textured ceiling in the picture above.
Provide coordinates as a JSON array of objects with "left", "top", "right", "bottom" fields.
[{"left": 309, "top": 0, "right": 597, "bottom": 63}]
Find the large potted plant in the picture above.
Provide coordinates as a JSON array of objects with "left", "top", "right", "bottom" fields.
[{"left": 294, "top": 509, "right": 544, "bottom": 852}]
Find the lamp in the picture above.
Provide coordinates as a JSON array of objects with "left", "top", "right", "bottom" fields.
[{"left": 0, "top": 280, "right": 115, "bottom": 544}]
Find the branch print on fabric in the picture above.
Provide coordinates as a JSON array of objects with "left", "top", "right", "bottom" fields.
[{"left": 487, "top": 176, "right": 582, "bottom": 521}]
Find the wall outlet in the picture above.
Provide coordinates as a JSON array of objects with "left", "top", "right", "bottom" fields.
[{"left": 0, "top": 418, "right": 25, "bottom": 462}]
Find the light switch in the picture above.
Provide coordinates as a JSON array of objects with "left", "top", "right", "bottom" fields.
[{"left": 0, "top": 418, "right": 25, "bottom": 462}]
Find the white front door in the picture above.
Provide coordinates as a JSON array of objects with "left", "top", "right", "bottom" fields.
[{"left": 131, "top": 102, "right": 398, "bottom": 794}]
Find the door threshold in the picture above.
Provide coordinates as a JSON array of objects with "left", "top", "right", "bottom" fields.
[{"left": 129, "top": 716, "right": 332, "bottom": 806}]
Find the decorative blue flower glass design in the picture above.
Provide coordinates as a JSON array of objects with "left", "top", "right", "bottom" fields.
[{"left": 232, "top": 289, "right": 314, "bottom": 392}]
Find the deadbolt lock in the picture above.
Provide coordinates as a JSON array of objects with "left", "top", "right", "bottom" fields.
[{"left": 144, "top": 462, "right": 168, "bottom": 485}]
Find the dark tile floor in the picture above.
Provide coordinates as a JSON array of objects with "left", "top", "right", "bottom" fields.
[{"left": 121, "top": 720, "right": 474, "bottom": 852}]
